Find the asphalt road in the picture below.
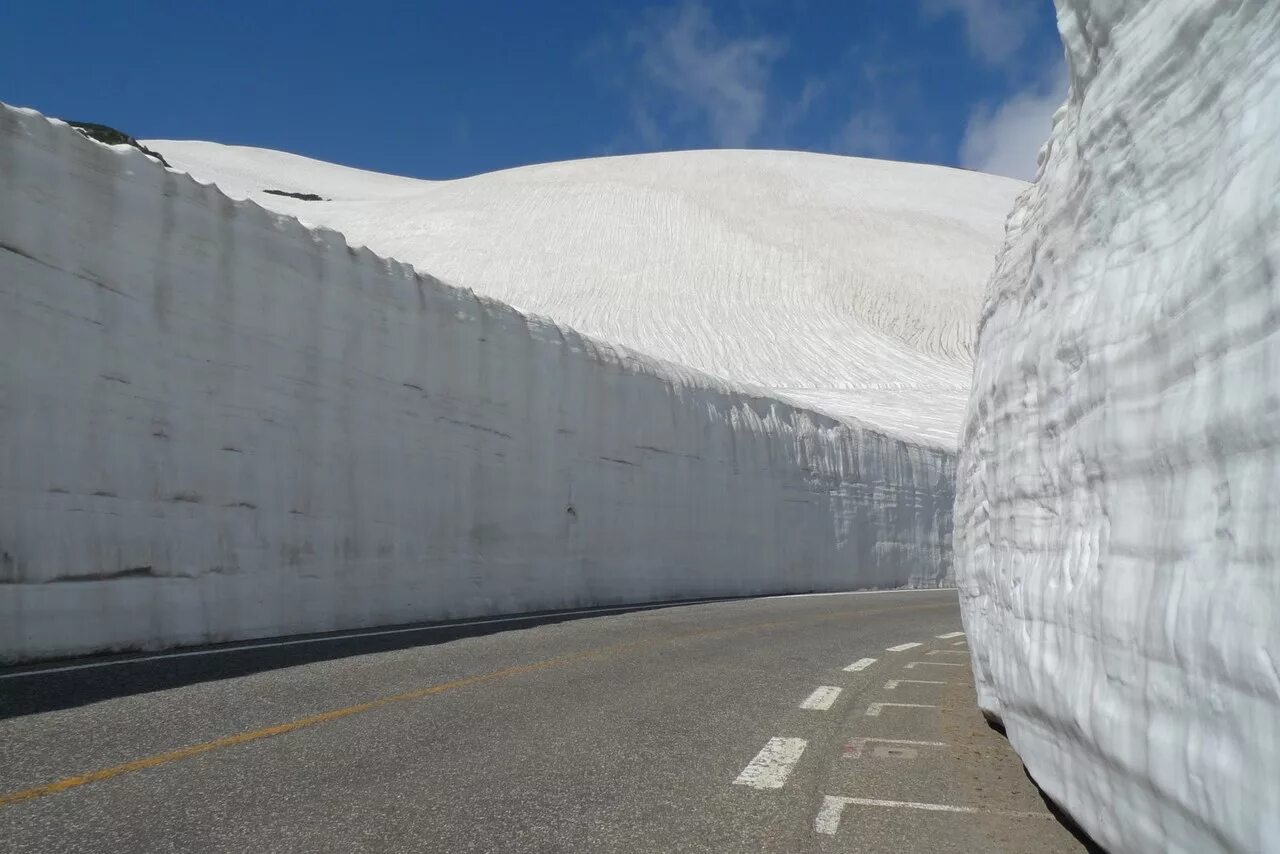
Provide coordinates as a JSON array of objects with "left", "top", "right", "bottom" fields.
[{"left": 0, "top": 590, "right": 1095, "bottom": 852}]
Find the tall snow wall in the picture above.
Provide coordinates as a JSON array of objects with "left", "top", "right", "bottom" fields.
[
  {"left": 0, "top": 104, "right": 955, "bottom": 663},
  {"left": 956, "top": 1, "right": 1279, "bottom": 852}
]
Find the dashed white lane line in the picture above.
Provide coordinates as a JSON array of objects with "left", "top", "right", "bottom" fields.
[
  {"left": 951, "top": 640, "right": 968, "bottom": 646},
  {"left": 884, "top": 679, "right": 947, "bottom": 689},
  {"left": 733, "top": 738, "right": 808, "bottom": 789},
  {"left": 843, "top": 657, "right": 877, "bottom": 672},
  {"left": 843, "top": 737, "right": 947, "bottom": 759},
  {"left": 800, "top": 686, "right": 843, "bottom": 710},
  {"left": 815, "top": 796, "right": 1051, "bottom": 834},
  {"left": 885, "top": 642, "right": 922, "bottom": 652},
  {"left": 904, "top": 661, "right": 964, "bottom": 669},
  {"left": 865, "top": 702, "right": 939, "bottom": 717},
  {"left": 935, "top": 632, "right": 965, "bottom": 639},
  {"left": 926, "top": 650, "right": 968, "bottom": 656}
]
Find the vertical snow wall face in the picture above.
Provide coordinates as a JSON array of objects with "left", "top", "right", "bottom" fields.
[
  {"left": 956, "top": 1, "right": 1279, "bottom": 852},
  {"left": 0, "top": 104, "right": 955, "bottom": 663}
]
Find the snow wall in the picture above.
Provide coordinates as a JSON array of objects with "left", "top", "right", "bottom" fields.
[
  {"left": 955, "top": 1, "right": 1279, "bottom": 851},
  {"left": 0, "top": 104, "right": 955, "bottom": 663}
]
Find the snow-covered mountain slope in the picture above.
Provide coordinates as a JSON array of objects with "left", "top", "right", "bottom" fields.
[
  {"left": 145, "top": 142, "right": 1025, "bottom": 448},
  {"left": 956, "top": 1, "right": 1280, "bottom": 852}
]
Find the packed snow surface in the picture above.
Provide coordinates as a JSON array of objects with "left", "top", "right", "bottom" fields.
[
  {"left": 146, "top": 141, "right": 1024, "bottom": 448},
  {"left": 956, "top": 1, "right": 1280, "bottom": 852}
]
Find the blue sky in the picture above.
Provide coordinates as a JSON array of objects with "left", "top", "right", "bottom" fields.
[{"left": 1, "top": 1, "right": 1065, "bottom": 181}]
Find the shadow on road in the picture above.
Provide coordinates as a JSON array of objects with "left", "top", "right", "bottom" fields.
[
  {"left": 0, "top": 595, "right": 751, "bottom": 720},
  {"left": 982, "top": 718, "right": 1109, "bottom": 853},
  {"left": 1026, "top": 768, "right": 1110, "bottom": 854}
]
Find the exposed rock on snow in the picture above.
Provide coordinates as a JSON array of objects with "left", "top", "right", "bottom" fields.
[
  {"left": 956, "top": 1, "right": 1280, "bottom": 851},
  {"left": 65, "top": 119, "right": 171, "bottom": 167},
  {"left": 145, "top": 140, "right": 1025, "bottom": 449}
]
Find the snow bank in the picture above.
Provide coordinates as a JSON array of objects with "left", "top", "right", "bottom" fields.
[
  {"left": 0, "top": 103, "right": 955, "bottom": 662},
  {"left": 146, "top": 141, "right": 1024, "bottom": 449},
  {"left": 956, "top": 1, "right": 1280, "bottom": 851}
]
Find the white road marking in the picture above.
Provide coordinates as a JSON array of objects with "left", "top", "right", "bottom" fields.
[
  {"left": 884, "top": 679, "right": 946, "bottom": 689},
  {"left": 843, "top": 737, "right": 947, "bottom": 759},
  {"left": 951, "top": 641, "right": 967, "bottom": 646},
  {"left": 815, "top": 795, "right": 850, "bottom": 835},
  {"left": 733, "top": 738, "right": 808, "bottom": 789},
  {"left": 4, "top": 588, "right": 952, "bottom": 679},
  {"left": 904, "top": 661, "right": 964, "bottom": 669},
  {"left": 761, "top": 588, "right": 953, "bottom": 602},
  {"left": 926, "top": 650, "right": 967, "bottom": 656},
  {"left": 873, "top": 744, "right": 919, "bottom": 759},
  {"left": 885, "top": 642, "right": 922, "bottom": 652},
  {"left": 815, "top": 795, "right": 1052, "bottom": 832},
  {"left": 843, "top": 657, "right": 877, "bottom": 672},
  {"left": 800, "top": 686, "right": 843, "bottom": 710},
  {"left": 865, "top": 702, "right": 939, "bottom": 717},
  {"left": 0, "top": 599, "right": 729, "bottom": 679},
  {"left": 935, "top": 632, "right": 965, "bottom": 639}
]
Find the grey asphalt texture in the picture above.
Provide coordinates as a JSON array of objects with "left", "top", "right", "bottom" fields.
[{"left": 0, "top": 590, "right": 1097, "bottom": 852}]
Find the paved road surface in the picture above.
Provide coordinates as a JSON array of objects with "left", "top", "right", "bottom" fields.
[{"left": 0, "top": 590, "right": 1094, "bottom": 852}]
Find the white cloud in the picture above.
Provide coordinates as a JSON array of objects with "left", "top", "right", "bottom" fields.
[
  {"left": 921, "top": 0, "right": 1036, "bottom": 68},
  {"left": 627, "top": 3, "right": 786, "bottom": 147},
  {"left": 959, "top": 56, "right": 1067, "bottom": 180},
  {"left": 833, "top": 109, "right": 899, "bottom": 159},
  {"left": 628, "top": 101, "right": 666, "bottom": 148}
]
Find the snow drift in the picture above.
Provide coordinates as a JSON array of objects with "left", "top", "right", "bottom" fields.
[
  {"left": 956, "top": 1, "right": 1280, "bottom": 851},
  {"left": 0, "top": 103, "right": 978, "bottom": 662}
]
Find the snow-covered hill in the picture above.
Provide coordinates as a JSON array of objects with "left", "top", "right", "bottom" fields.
[{"left": 145, "top": 142, "right": 1025, "bottom": 448}]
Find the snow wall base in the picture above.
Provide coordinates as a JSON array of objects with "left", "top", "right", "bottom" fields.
[
  {"left": 0, "top": 104, "right": 954, "bottom": 663},
  {"left": 955, "top": 1, "right": 1280, "bottom": 852}
]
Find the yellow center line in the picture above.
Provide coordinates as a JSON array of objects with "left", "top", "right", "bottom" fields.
[{"left": 0, "top": 600, "right": 950, "bottom": 807}]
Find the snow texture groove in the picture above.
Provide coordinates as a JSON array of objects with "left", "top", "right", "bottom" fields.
[
  {"left": 1, "top": 103, "right": 957, "bottom": 662},
  {"left": 956, "top": 1, "right": 1280, "bottom": 851},
  {"left": 143, "top": 140, "right": 1024, "bottom": 449}
]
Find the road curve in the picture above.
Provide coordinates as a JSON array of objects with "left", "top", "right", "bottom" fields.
[{"left": 0, "top": 591, "right": 1090, "bottom": 852}]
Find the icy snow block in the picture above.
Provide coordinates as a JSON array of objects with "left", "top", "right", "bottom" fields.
[
  {"left": 955, "top": 1, "right": 1280, "bottom": 852},
  {"left": 0, "top": 103, "right": 954, "bottom": 663}
]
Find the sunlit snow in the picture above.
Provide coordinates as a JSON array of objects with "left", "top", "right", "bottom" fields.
[{"left": 147, "top": 141, "right": 1025, "bottom": 448}]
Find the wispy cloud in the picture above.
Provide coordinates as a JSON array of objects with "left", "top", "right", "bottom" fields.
[
  {"left": 920, "top": 0, "right": 1036, "bottom": 68},
  {"left": 782, "top": 77, "right": 827, "bottom": 129},
  {"left": 623, "top": 2, "right": 787, "bottom": 147},
  {"left": 822, "top": 39, "right": 918, "bottom": 162},
  {"left": 832, "top": 109, "right": 899, "bottom": 159},
  {"left": 958, "top": 54, "right": 1067, "bottom": 180},
  {"left": 589, "top": 0, "right": 1062, "bottom": 172}
]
